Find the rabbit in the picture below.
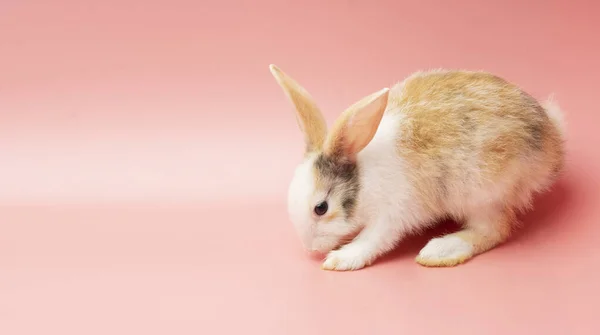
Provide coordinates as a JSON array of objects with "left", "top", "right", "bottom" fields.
[{"left": 268, "top": 64, "right": 565, "bottom": 271}]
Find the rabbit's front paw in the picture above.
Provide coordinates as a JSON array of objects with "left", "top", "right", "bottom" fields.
[{"left": 322, "top": 246, "right": 372, "bottom": 271}]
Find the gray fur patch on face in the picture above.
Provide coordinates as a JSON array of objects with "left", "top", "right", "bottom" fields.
[{"left": 314, "top": 154, "right": 360, "bottom": 218}]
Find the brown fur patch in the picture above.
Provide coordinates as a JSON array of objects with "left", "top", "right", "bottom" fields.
[
  {"left": 321, "top": 208, "right": 341, "bottom": 223},
  {"left": 389, "top": 70, "right": 565, "bottom": 215}
]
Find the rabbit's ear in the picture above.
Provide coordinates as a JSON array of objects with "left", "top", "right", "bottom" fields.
[
  {"left": 324, "top": 88, "right": 389, "bottom": 160},
  {"left": 269, "top": 64, "right": 328, "bottom": 153}
]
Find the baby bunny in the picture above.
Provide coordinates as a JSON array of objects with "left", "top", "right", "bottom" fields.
[{"left": 269, "top": 64, "right": 565, "bottom": 271}]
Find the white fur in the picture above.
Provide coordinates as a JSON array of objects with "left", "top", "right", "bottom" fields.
[
  {"left": 543, "top": 95, "right": 567, "bottom": 137},
  {"left": 287, "top": 160, "right": 317, "bottom": 249},
  {"left": 317, "top": 112, "right": 454, "bottom": 270},
  {"left": 288, "top": 112, "right": 423, "bottom": 259}
]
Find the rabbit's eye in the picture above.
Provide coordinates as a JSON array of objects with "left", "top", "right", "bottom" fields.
[{"left": 314, "top": 201, "right": 328, "bottom": 216}]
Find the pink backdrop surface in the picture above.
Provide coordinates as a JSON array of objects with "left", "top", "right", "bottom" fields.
[{"left": 1, "top": 0, "right": 599, "bottom": 334}]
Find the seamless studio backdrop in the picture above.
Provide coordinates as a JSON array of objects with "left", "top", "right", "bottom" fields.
[{"left": 1, "top": 1, "right": 599, "bottom": 334}]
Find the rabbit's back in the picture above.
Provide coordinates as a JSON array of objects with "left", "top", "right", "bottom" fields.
[{"left": 386, "top": 70, "right": 565, "bottom": 218}]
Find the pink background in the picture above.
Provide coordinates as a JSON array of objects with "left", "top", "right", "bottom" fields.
[{"left": 1, "top": 0, "right": 599, "bottom": 334}]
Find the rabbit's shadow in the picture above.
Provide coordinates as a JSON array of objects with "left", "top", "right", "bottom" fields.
[{"left": 376, "top": 179, "right": 575, "bottom": 266}]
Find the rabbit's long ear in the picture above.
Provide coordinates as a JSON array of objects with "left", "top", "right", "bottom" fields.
[
  {"left": 324, "top": 88, "right": 389, "bottom": 161},
  {"left": 269, "top": 64, "right": 328, "bottom": 153}
]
